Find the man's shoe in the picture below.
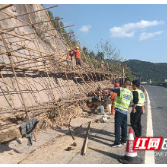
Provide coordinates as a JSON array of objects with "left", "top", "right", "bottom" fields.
[
  {"left": 111, "top": 144, "right": 122, "bottom": 148},
  {"left": 121, "top": 142, "right": 126, "bottom": 146}
]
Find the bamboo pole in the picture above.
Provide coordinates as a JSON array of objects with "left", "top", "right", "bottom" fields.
[
  {"left": 0, "top": 50, "right": 39, "bottom": 61},
  {"left": 0, "top": 4, "right": 13, "bottom": 11},
  {"left": 0, "top": 4, "right": 58, "bottom": 21},
  {"left": 0, "top": 28, "right": 15, "bottom": 35},
  {"left": 0, "top": 72, "right": 16, "bottom": 108},
  {"left": 0, "top": 30, "right": 34, "bottom": 42},
  {"left": 3, "top": 17, "right": 63, "bottom": 31},
  {"left": 2, "top": 32, "right": 37, "bottom": 39}
]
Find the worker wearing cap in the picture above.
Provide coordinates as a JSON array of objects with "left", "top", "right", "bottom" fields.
[
  {"left": 73, "top": 46, "right": 81, "bottom": 67},
  {"left": 130, "top": 80, "right": 145, "bottom": 137},
  {"left": 110, "top": 82, "right": 120, "bottom": 115}
]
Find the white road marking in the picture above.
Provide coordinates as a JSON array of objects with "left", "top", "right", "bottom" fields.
[{"left": 145, "top": 90, "right": 155, "bottom": 164}]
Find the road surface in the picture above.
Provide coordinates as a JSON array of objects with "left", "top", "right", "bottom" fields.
[{"left": 145, "top": 85, "right": 167, "bottom": 164}]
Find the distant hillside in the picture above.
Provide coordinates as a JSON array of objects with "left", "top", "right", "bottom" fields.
[{"left": 125, "top": 59, "right": 167, "bottom": 82}]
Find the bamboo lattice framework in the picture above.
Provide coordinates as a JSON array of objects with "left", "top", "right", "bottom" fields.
[{"left": 0, "top": 4, "right": 122, "bottom": 132}]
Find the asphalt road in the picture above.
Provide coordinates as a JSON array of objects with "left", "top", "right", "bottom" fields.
[{"left": 145, "top": 85, "right": 167, "bottom": 164}]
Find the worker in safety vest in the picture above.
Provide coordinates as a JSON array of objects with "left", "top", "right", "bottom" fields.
[
  {"left": 110, "top": 82, "right": 120, "bottom": 115},
  {"left": 129, "top": 82, "right": 145, "bottom": 113},
  {"left": 130, "top": 80, "right": 145, "bottom": 137},
  {"left": 111, "top": 78, "right": 133, "bottom": 147},
  {"left": 73, "top": 46, "right": 81, "bottom": 67},
  {"left": 66, "top": 49, "right": 73, "bottom": 70}
]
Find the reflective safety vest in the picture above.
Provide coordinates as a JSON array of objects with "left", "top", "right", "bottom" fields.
[
  {"left": 135, "top": 89, "right": 145, "bottom": 106},
  {"left": 114, "top": 87, "right": 133, "bottom": 112}
]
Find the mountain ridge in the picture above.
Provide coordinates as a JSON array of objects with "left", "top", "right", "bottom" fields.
[{"left": 125, "top": 59, "right": 167, "bottom": 82}]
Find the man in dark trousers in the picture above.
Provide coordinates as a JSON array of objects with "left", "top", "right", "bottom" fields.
[
  {"left": 111, "top": 78, "right": 133, "bottom": 147},
  {"left": 130, "top": 80, "right": 145, "bottom": 137}
]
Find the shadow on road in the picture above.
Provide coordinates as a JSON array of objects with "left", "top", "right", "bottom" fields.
[
  {"left": 0, "top": 143, "right": 21, "bottom": 154},
  {"left": 88, "top": 147, "right": 122, "bottom": 162}
]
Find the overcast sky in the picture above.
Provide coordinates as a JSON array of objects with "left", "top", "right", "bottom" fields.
[{"left": 43, "top": 4, "right": 167, "bottom": 63}]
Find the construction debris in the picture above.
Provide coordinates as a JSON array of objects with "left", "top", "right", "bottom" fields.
[
  {"left": 71, "top": 142, "right": 77, "bottom": 147},
  {"left": 100, "top": 115, "right": 109, "bottom": 123},
  {"left": 65, "top": 147, "right": 74, "bottom": 151}
]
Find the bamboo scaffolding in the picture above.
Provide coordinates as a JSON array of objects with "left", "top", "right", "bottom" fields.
[
  {"left": 0, "top": 23, "right": 29, "bottom": 119},
  {"left": 0, "top": 4, "right": 13, "bottom": 11},
  {"left": 2, "top": 30, "right": 72, "bottom": 40},
  {"left": 81, "top": 46, "right": 98, "bottom": 86},
  {"left": 0, "top": 71, "right": 16, "bottom": 108},
  {"left": 70, "top": 35, "right": 96, "bottom": 91},
  {"left": 0, "top": 48, "right": 66, "bottom": 65},
  {"left": 0, "top": 28, "right": 15, "bottom": 35},
  {"left": 0, "top": 29, "right": 34, "bottom": 42},
  {"left": 0, "top": 10, "right": 74, "bottom": 50},
  {"left": 2, "top": 32, "right": 38, "bottom": 39},
  {"left": 1, "top": 21, "right": 40, "bottom": 105},
  {"left": 0, "top": 4, "right": 58, "bottom": 21},
  {"left": 0, "top": 4, "right": 119, "bottom": 133},
  {"left": 45, "top": 10, "right": 74, "bottom": 100},
  {"left": 0, "top": 97, "right": 91, "bottom": 121},
  {"left": 25, "top": 4, "right": 57, "bottom": 103},
  {"left": 3, "top": 17, "right": 63, "bottom": 31}
]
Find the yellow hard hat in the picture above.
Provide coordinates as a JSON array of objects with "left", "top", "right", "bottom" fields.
[
  {"left": 67, "top": 48, "right": 71, "bottom": 51},
  {"left": 76, "top": 46, "right": 79, "bottom": 49},
  {"left": 102, "top": 60, "right": 104, "bottom": 63}
]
